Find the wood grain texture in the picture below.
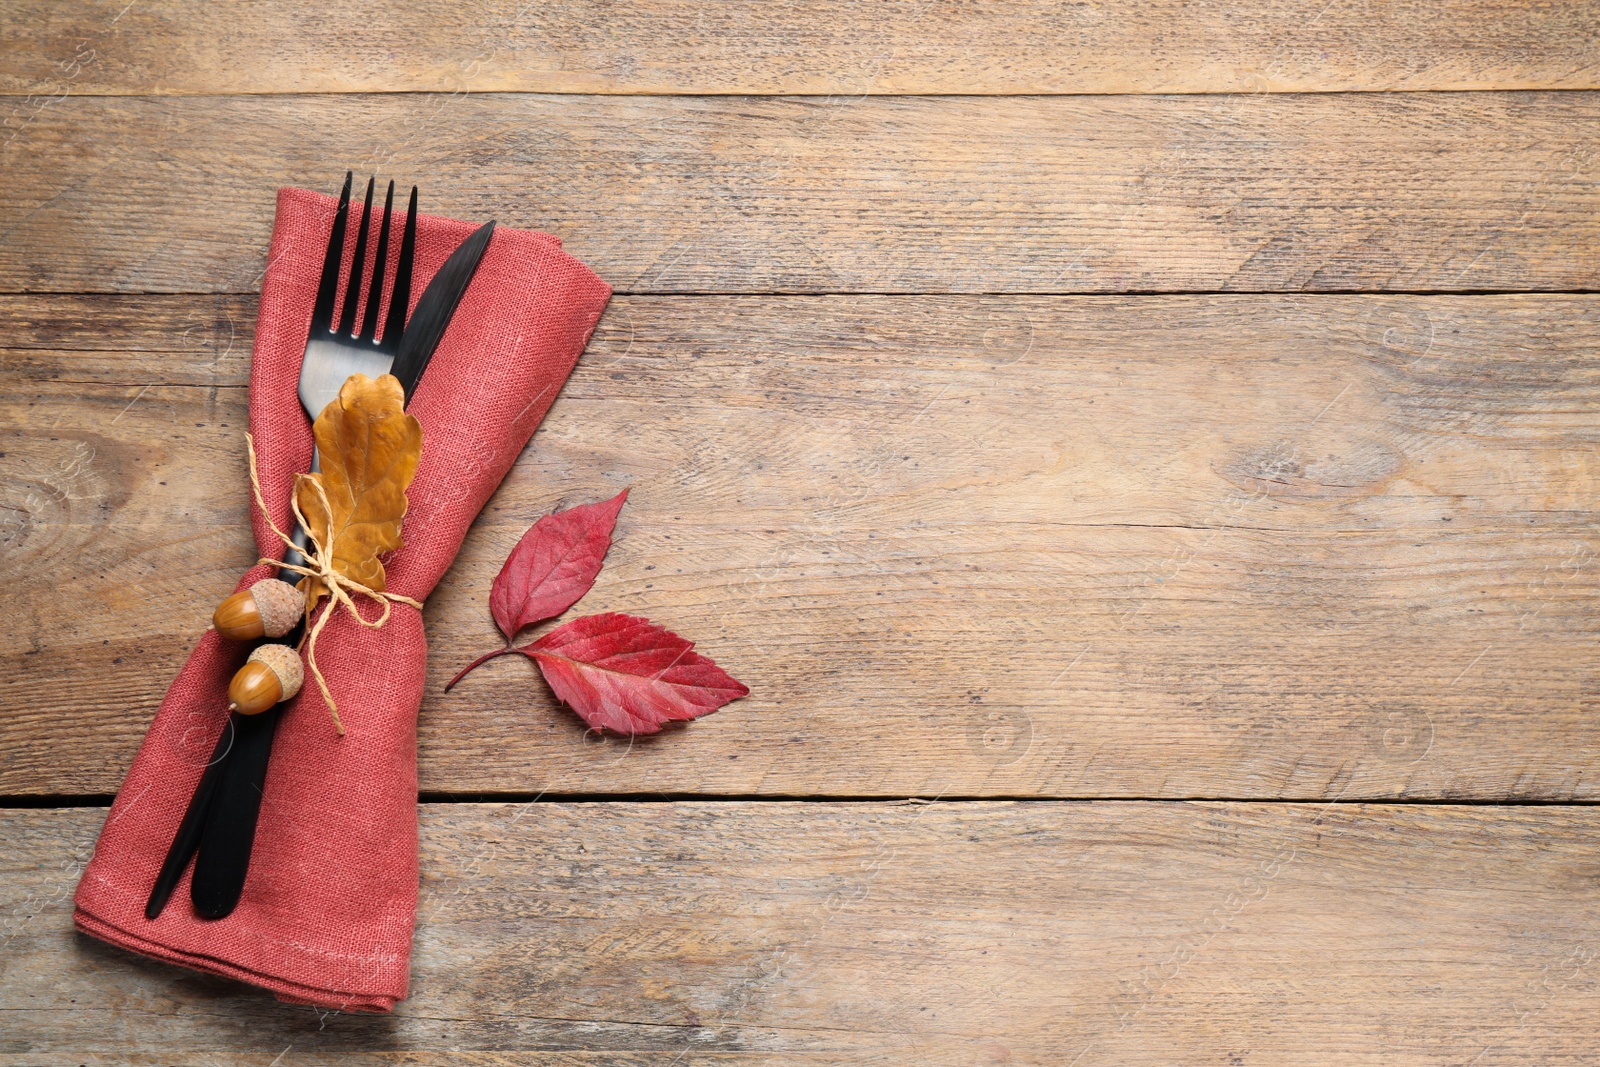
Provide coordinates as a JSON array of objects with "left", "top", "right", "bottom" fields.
[
  {"left": 3, "top": 0, "right": 1598, "bottom": 97},
  {"left": 4, "top": 93, "right": 1598, "bottom": 295},
  {"left": 4, "top": 802, "right": 1599, "bottom": 1063},
  {"left": 5, "top": 293, "right": 1598, "bottom": 800}
]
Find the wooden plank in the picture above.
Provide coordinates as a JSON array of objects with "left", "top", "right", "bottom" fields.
[
  {"left": 3, "top": 93, "right": 1598, "bottom": 295},
  {"left": 4, "top": 293, "right": 1598, "bottom": 800},
  {"left": 4, "top": 802, "right": 1598, "bottom": 1062},
  {"left": 3, "top": 1, "right": 1597, "bottom": 97}
]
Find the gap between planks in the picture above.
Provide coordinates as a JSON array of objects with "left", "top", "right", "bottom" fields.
[{"left": 6, "top": 794, "right": 1600, "bottom": 809}]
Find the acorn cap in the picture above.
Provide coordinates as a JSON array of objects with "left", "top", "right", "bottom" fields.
[
  {"left": 248, "top": 642, "right": 304, "bottom": 701},
  {"left": 250, "top": 578, "right": 305, "bottom": 639}
]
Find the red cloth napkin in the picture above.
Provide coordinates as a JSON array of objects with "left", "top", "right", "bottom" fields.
[{"left": 74, "top": 187, "right": 611, "bottom": 1011}]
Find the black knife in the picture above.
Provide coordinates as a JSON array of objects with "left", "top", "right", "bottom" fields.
[
  {"left": 146, "top": 219, "right": 497, "bottom": 922},
  {"left": 188, "top": 220, "right": 496, "bottom": 920}
]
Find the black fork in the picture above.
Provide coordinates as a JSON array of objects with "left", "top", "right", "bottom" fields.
[
  {"left": 187, "top": 174, "right": 421, "bottom": 918},
  {"left": 146, "top": 173, "right": 420, "bottom": 922}
]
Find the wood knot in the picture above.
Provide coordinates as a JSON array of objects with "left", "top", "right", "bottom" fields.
[{"left": 1218, "top": 436, "right": 1403, "bottom": 504}]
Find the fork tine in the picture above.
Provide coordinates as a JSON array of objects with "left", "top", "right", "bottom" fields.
[
  {"left": 382, "top": 185, "right": 418, "bottom": 350},
  {"left": 360, "top": 180, "right": 395, "bottom": 344},
  {"left": 338, "top": 176, "right": 376, "bottom": 337},
  {"left": 309, "top": 171, "right": 353, "bottom": 335}
]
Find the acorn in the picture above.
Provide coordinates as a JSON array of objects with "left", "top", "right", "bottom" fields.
[
  {"left": 228, "top": 643, "right": 305, "bottom": 716},
  {"left": 212, "top": 578, "right": 305, "bottom": 641}
]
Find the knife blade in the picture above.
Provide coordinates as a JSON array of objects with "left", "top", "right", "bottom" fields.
[
  {"left": 390, "top": 221, "right": 494, "bottom": 400},
  {"left": 185, "top": 219, "right": 498, "bottom": 921}
]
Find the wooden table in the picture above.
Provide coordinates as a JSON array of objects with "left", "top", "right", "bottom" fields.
[{"left": 3, "top": 3, "right": 1598, "bottom": 1061}]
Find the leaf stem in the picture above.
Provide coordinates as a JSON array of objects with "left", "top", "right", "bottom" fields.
[{"left": 444, "top": 646, "right": 515, "bottom": 691}]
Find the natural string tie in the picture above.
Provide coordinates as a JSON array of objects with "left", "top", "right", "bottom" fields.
[{"left": 246, "top": 433, "right": 422, "bottom": 736}]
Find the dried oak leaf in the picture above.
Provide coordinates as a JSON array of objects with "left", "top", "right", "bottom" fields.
[
  {"left": 489, "top": 488, "right": 628, "bottom": 642},
  {"left": 524, "top": 613, "right": 749, "bottom": 734},
  {"left": 295, "top": 373, "right": 422, "bottom": 610}
]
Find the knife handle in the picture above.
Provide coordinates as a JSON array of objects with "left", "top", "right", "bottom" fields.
[
  {"left": 190, "top": 707, "right": 279, "bottom": 918},
  {"left": 189, "top": 451, "right": 315, "bottom": 918}
]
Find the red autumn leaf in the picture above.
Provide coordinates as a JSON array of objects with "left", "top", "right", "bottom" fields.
[
  {"left": 520, "top": 612, "right": 749, "bottom": 735},
  {"left": 488, "top": 488, "right": 628, "bottom": 641},
  {"left": 446, "top": 490, "right": 750, "bottom": 733}
]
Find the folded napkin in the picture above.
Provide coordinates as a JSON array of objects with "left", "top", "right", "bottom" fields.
[{"left": 74, "top": 187, "right": 611, "bottom": 1011}]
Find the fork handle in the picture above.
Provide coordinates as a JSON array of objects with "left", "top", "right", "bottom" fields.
[
  {"left": 144, "top": 714, "right": 235, "bottom": 919},
  {"left": 278, "top": 449, "right": 320, "bottom": 575},
  {"left": 190, "top": 449, "right": 319, "bottom": 918},
  {"left": 190, "top": 706, "right": 277, "bottom": 917}
]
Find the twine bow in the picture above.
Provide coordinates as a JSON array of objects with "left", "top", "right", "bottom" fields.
[{"left": 246, "top": 433, "right": 422, "bottom": 736}]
